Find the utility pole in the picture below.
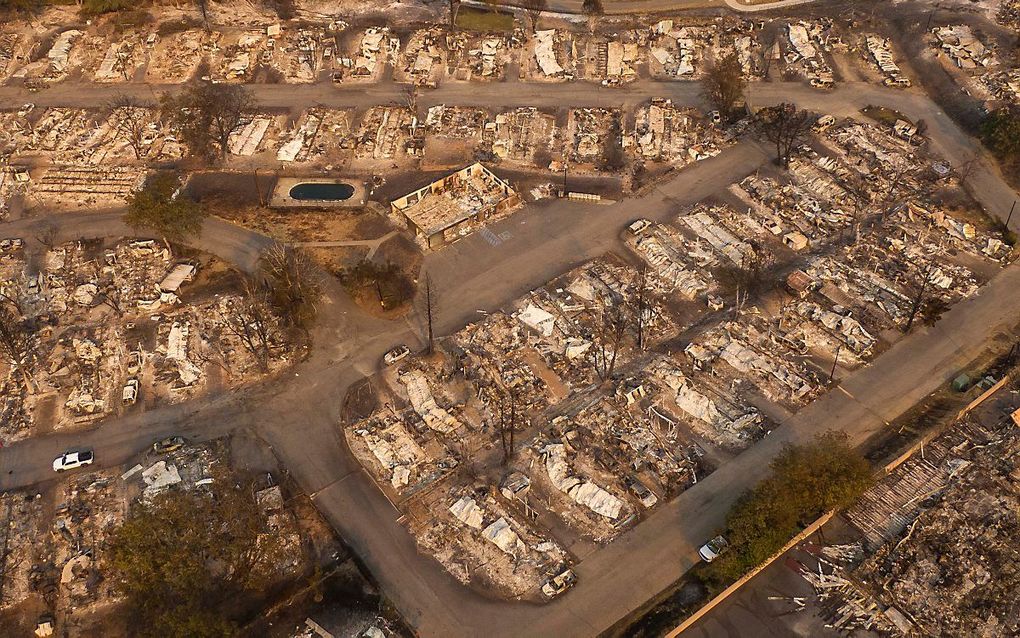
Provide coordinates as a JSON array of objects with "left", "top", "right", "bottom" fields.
[
  {"left": 562, "top": 163, "right": 568, "bottom": 196},
  {"left": 829, "top": 344, "right": 842, "bottom": 382},
  {"left": 1006, "top": 200, "right": 1016, "bottom": 230},
  {"left": 424, "top": 273, "right": 435, "bottom": 355}
]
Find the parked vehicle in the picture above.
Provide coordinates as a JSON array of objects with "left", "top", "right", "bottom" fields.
[
  {"left": 384, "top": 345, "right": 411, "bottom": 365},
  {"left": 626, "top": 477, "right": 658, "bottom": 508},
  {"left": 698, "top": 535, "right": 730, "bottom": 562},
  {"left": 127, "top": 351, "right": 142, "bottom": 375},
  {"left": 627, "top": 219, "right": 652, "bottom": 235},
  {"left": 122, "top": 378, "right": 140, "bottom": 405},
  {"left": 541, "top": 568, "right": 577, "bottom": 598},
  {"left": 53, "top": 449, "right": 94, "bottom": 472},
  {"left": 152, "top": 436, "right": 186, "bottom": 455}
]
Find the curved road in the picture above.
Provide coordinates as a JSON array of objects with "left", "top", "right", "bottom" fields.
[{"left": 1, "top": 79, "right": 1018, "bottom": 637}]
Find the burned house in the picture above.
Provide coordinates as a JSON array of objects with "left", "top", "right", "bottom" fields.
[{"left": 390, "top": 163, "right": 520, "bottom": 249}]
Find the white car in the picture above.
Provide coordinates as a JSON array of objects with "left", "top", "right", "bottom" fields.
[
  {"left": 53, "top": 449, "right": 94, "bottom": 472},
  {"left": 383, "top": 345, "right": 411, "bottom": 366},
  {"left": 627, "top": 219, "right": 652, "bottom": 235},
  {"left": 122, "top": 378, "right": 140, "bottom": 405},
  {"left": 698, "top": 535, "right": 730, "bottom": 562}
]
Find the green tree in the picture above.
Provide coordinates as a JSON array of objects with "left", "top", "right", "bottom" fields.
[
  {"left": 0, "top": 0, "right": 40, "bottom": 13},
  {"left": 981, "top": 106, "right": 1020, "bottom": 160},
  {"left": 340, "top": 258, "right": 414, "bottom": 312},
  {"left": 706, "top": 431, "right": 871, "bottom": 585},
  {"left": 124, "top": 173, "right": 207, "bottom": 249},
  {"left": 107, "top": 485, "right": 284, "bottom": 638}
]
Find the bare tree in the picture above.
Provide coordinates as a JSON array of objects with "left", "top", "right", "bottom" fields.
[
  {"left": 590, "top": 302, "right": 626, "bottom": 381},
  {"left": 902, "top": 258, "right": 946, "bottom": 333},
  {"left": 756, "top": 103, "right": 813, "bottom": 169},
  {"left": 87, "top": 261, "right": 124, "bottom": 317},
  {"left": 403, "top": 84, "right": 418, "bottom": 117},
  {"left": 701, "top": 51, "right": 746, "bottom": 120},
  {"left": 261, "top": 245, "right": 322, "bottom": 329},
  {"left": 160, "top": 82, "right": 257, "bottom": 162},
  {"left": 713, "top": 241, "right": 776, "bottom": 301},
  {"left": 221, "top": 282, "right": 275, "bottom": 372},
  {"left": 521, "top": 0, "right": 547, "bottom": 33},
  {"left": 34, "top": 219, "right": 59, "bottom": 250},
  {"left": 492, "top": 383, "right": 519, "bottom": 465},
  {"left": 760, "top": 32, "right": 778, "bottom": 77},
  {"left": 448, "top": 0, "right": 459, "bottom": 31},
  {"left": 106, "top": 94, "right": 151, "bottom": 161},
  {"left": 839, "top": 170, "right": 873, "bottom": 242},
  {"left": 0, "top": 300, "right": 36, "bottom": 394}
]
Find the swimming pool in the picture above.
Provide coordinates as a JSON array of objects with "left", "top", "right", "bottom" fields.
[{"left": 288, "top": 182, "right": 356, "bottom": 201}]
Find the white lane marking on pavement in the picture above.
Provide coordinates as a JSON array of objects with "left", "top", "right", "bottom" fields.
[
  {"left": 837, "top": 386, "right": 855, "bottom": 399},
  {"left": 479, "top": 227, "right": 502, "bottom": 246}
]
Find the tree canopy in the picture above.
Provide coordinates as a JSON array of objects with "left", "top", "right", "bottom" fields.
[
  {"left": 981, "top": 106, "right": 1020, "bottom": 162},
  {"left": 107, "top": 485, "right": 283, "bottom": 638},
  {"left": 756, "top": 103, "right": 814, "bottom": 169},
  {"left": 160, "top": 82, "right": 256, "bottom": 161},
  {"left": 0, "top": 0, "right": 39, "bottom": 12},
  {"left": 705, "top": 431, "right": 872, "bottom": 585},
  {"left": 124, "top": 173, "right": 207, "bottom": 247},
  {"left": 701, "top": 52, "right": 746, "bottom": 120}
]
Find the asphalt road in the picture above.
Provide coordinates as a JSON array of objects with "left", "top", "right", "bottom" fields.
[{"left": 1, "top": 78, "right": 1018, "bottom": 637}]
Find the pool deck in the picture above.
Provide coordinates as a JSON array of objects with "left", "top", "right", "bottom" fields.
[{"left": 270, "top": 177, "right": 367, "bottom": 208}]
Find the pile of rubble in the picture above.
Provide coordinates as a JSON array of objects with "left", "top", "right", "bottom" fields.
[
  {"left": 0, "top": 32, "right": 25, "bottom": 81},
  {"left": 999, "top": 0, "right": 1020, "bottom": 29},
  {"left": 482, "top": 107, "right": 559, "bottom": 166},
  {"left": 409, "top": 486, "right": 570, "bottom": 598},
  {"left": 782, "top": 21, "right": 835, "bottom": 88},
  {"left": 424, "top": 105, "right": 487, "bottom": 141},
  {"left": 630, "top": 99, "right": 725, "bottom": 164},
  {"left": 686, "top": 318, "right": 820, "bottom": 406},
  {"left": 646, "top": 356, "right": 766, "bottom": 450},
  {"left": 648, "top": 22, "right": 711, "bottom": 78},
  {"left": 566, "top": 108, "right": 620, "bottom": 165},
  {"left": 792, "top": 543, "right": 904, "bottom": 634},
  {"left": 588, "top": 32, "right": 643, "bottom": 85},
  {"left": 400, "top": 28, "right": 445, "bottom": 85},
  {"left": 843, "top": 410, "right": 1020, "bottom": 636},
  {"left": 353, "top": 107, "right": 414, "bottom": 161},
  {"left": 349, "top": 407, "right": 456, "bottom": 492},
  {"left": 274, "top": 108, "right": 351, "bottom": 163},
  {"left": 933, "top": 25, "right": 997, "bottom": 70},
  {"left": 348, "top": 27, "right": 397, "bottom": 81},
  {"left": 448, "top": 31, "right": 521, "bottom": 81},
  {"left": 145, "top": 29, "right": 208, "bottom": 82},
  {"left": 265, "top": 24, "right": 344, "bottom": 83},
  {"left": 0, "top": 491, "right": 47, "bottom": 611},
  {"left": 862, "top": 35, "right": 911, "bottom": 87},
  {"left": 529, "top": 29, "right": 576, "bottom": 81}
]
